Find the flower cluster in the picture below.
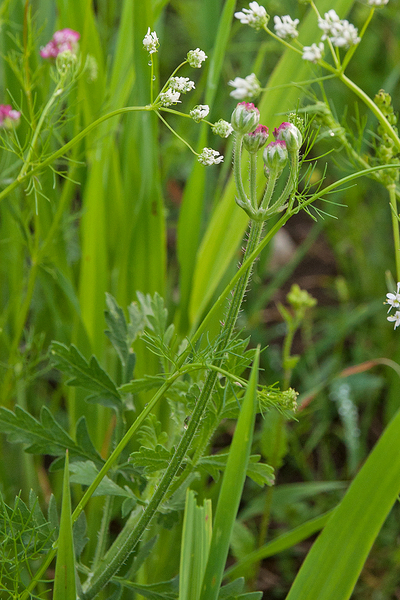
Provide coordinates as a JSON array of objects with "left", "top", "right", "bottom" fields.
[
  {"left": 368, "top": 0, "right": 389, "bottom": 5},
  {"left": 228, "top": 73, "right": 261, "bottom": 100},
  {"left": 386, "top": 282, "right": 400, "bottom": 329},
  {"left": 212, "top": 119, "right": 234, "bottom": 138},
  {"left": 318, "top": 10, "right": 360, "bottom": 48},
  {"left": 0, "top": 104, "right": 21, "bottom": 128},
  {"left": 187, "top": 48, "right": 207, "bottom": 68},
  {"left": 143, "top": 28, "right": 159, "bottom": 54},
  {"left": 169, "top": 77, "right": 195, "bottom": 93},
  {"left": 273, "top": 15, "right": 299, "bottom": 40},
  {"left": 302, "top": 42, "right": 325, "bottom": 63},
  {"left": 40, "top": 28, "right": 80, "bottom": 59},
  {"left": 190, "top": 105, "right": 210, "bottom": 122},
  {"left": 198, "top": 147, "right": 224, "bottom": 165},
  {"left": 159, "top": 89, "right": 181, "bottom": 106},
  {"left": 234, "top": 1, "right": 269, "bottom": 29}
]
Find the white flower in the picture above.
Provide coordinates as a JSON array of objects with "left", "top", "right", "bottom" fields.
[
  {"left": 228, "top": 73, "right": 261, "bottom": 100},
  {"left": 212, "top": 119, "right": 234, "bottom": 138},
  {"left": 274, "top": 15, "right": 299, "bottom": 39},
  {"left": 302, "top": 42, "right": 324, "bottom": 63},
  {"left": 368, "top": 0, "right": 389, "bottom": 5},
  {"left": 198, "top": 147, "right": 224, "bottom": 165},
  {"left": 169, "top": 77, "right": 195, "bottom": 93},
  {"left": 386, "top": 282, "right": 400, "bottom": 311},
  {"left": 143, "top": 27, "right": 159, "bottom": 54},
  {"left": 189, "top": 104, "right": 210, "bottom": 122},
  {"left": 318, "top": 10, "right": 360, "bottom": 48},
  {"left": 159, "top": 89, "right": 181, "bottom": 106},
  {"left": 388, "top": 310, "right": 400, "bottom": 329},
  {"left": 187, "top": 48, "right": 207, "bottom": 68},
  {"left": 234, "top": 2, "right": 269, "bottom": 29}
]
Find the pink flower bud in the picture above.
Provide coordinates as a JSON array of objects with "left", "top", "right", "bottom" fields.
[
  {"left": 273, "top": 121, "right": 302, "bottom": 152},
  {"left": 231, "top": 102, "right": 260, "bottom": 134},
  {"left": 263, "top": 140, "right": 288, "bottom": 172},
  {"left": 243, "top": 124, "right": 269, "bottom": 153},
  {"left": 40, "top": 28, "right": 80, "bottom": 59},
  {"left": 0, "top": 104, "right": 21, "bottom": 128}
]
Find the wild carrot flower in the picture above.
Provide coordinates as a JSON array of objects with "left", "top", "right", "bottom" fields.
[
  {"left": 228, "top": 73, "right": 261, "bottom": 100},
  {"left": 212, "top": 119, "right": 234, "bottom": 138},
  {"left": 159, "top": 89, "right": 181, "bottom": 106},
  {"left": 388, "top": 310, "right": 400, "bottom": 329},
  {"left": 187, "top": 48, "right": 207, "bottom": 68},
  {"left": 0, "top": 104, "right": 21, "bottom": 128},
  {"left": 318, "top": 10, "right": 360, "bottom": 48},
  {"left": 273, "top": 15, "right": 300, "bottom": 40},
  {"left": 302, "top": 42, "right": 324, "bottom": 63},
  {"left": 143, "top": 27, "right": 159, "bottom": 54},
  {"left": 190, "top": 105, "right": 210, "bottom": 122},
  {"left": 169, "top": 77, "right": 195, "bottom": 93},
  {"left": 234, "top": 2, "right": 269, "bottom": 29},
  {"left": 40, "top": 28, "right": 80, "bottom": 58},
  {"left": 368, "top": 0, "right": 389, "bottom": 4},
  {"left": 198, "top": 148, "right": 224, "bottom": 165}
]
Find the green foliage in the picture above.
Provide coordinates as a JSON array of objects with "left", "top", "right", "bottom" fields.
[
  {"left": 50, "top": 342, "right": 123, "bottom": 410},
  {"left": 0, "top": 406, "right": 102, "bottom": 468}
]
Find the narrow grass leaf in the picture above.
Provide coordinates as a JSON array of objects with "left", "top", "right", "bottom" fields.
[
  {"left": 199, "top": 348, "right": 260, "bottom": 600},
  {"left": 285, "top": 406, "right": 400, "bottom": 600},
  {"left": 53, "top": 451, "right": 76, "bottom": 600},
  {"left": 179, "top": 489, "right": 212, "bottom": 600}
]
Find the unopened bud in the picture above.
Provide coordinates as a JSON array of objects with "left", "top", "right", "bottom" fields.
[
  {"left": 243, "top": 124, "right": 269, "bottom": 153},
  {"left": 231, "top": 102, "right": 260, "bottom": 134},
  {"left": 273, "top": 121, "right": 302, "bottom": 152},
  {"left": 263, "top": 140, "right": 288, "bottom": 172}
]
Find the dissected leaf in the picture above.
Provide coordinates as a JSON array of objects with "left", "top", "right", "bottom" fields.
[
  {"left": 198, "top": 454, "right": 274, "bottom": 487},
  {"left": 119, "top": 374, "right": 166, "bottom": 395},
  {"left": 50, "top": 341, "right": 122, "bottom": 410},
  {"left": 104, "top": 293, "right": 137, "bottom": 381},
  {"left": 69, "top": 460, "right": 134, "bottom": 499},
  {"left": 0, "top": 405, "right": 102, "bottom": 467},
  {"left": 129, "top": 444, "right": 174, "bottom": 474}
]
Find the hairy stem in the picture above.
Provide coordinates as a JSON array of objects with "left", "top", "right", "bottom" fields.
[{"left": 82, "top": 220, "right": 264, "bottom": 600}]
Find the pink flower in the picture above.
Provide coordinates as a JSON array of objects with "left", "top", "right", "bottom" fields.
[
  {"left": 0, "top": 104, "right": 21, "bottom": 128},
  {"left": 40, "top": 28, "right": 80, "bottom": 59}
]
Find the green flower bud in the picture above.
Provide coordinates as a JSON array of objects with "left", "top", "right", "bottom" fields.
[
  {"left": 243, "top": 124, "right": 269, "bottom": 153},
  {"left": 263, "top": 140, "right": 288, "bottom": 172},
  {"left": 231, "top": 102, "right": 260, "bottom": 134},
  {"left": 273, "top": 121, "right": 302, "bottom": 153}
]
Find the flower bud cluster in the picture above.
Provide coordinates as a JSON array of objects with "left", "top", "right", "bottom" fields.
[{"left": 143, "top": 28, "right": 159, "bottom": 54}]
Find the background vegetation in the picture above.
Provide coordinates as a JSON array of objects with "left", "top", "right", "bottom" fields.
[{"left": 1, "top": 0, "right": 400, "bottom": 598}]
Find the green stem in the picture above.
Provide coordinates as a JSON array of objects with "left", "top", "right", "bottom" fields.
[
  {"left": 82, "top": 221, "right": 264, "bottom": 600},
  {"left": 338, "top": 72, "right": 400, "bottom": 153},
  {"left": 249, "top": 153, "right": 258, "bottom": 209},
  {"left": 389, "top": 183, "right": 400, "bottom": 282},
  {"left": 233, "top": 133, "right": 249, "bottom": 206}
]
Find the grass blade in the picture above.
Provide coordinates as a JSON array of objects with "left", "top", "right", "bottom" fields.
[
  {"left": 53, "top": 450, "right": 76, "bottom": 600},
  {"left": 284, "top": 406, "right": 400, "bottom": 600},
  {"left": 199, "top": 347, "right": 260, "bottom": 600}
]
